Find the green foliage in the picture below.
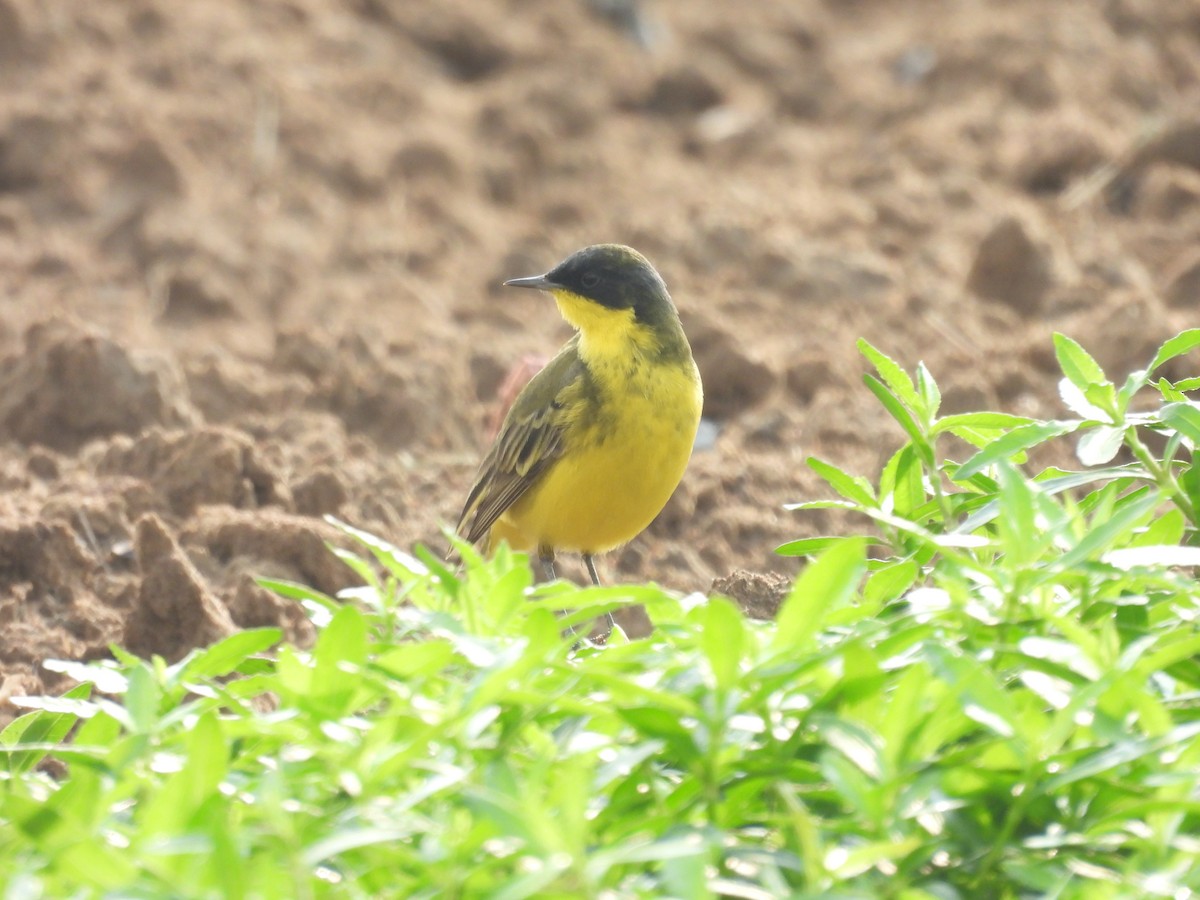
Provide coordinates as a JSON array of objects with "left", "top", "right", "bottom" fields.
[
  {"left": 2, "top": 332, "right": 1199, "bottom": 897},
  {"left": 779, "top": 329, "right": 1200, "bottom": 895}
]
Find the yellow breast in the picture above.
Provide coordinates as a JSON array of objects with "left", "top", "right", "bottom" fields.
[{"left": 490, "top": 305, "right": 703, "bottom": 555}]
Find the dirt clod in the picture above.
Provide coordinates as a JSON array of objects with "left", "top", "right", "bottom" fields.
[
  {"left": 226, "top": 576, "right": 316, "bottom": 648},
  {"left": 1134, "top": 164, "right": 1200, "bottom": 221},
  {"left": 642, "top": 65, "right": 724, "bottom": 116},
  {"left": 292, "top": 468, "right": 349, "bottom": 517},
  {"left": 0, "top": 320, "right": 195, "bottom": 451},
  {"left": 184, "top": 509, "right": 359, "bottom": 598},
  {"left": 712, "top": 570, "right": 791, "bottom": 620},
  {"left": 98, "top": 427, "right": 287, "bottom": 516},
  {"left": 966, "top": 215, "right": 1055, "bottom": 315},
  {"left": 686, "top": 315, "right": 776, "bottom": 420},
  {"left": 124, "top": 514, "right": 236, "bottom": 661}
]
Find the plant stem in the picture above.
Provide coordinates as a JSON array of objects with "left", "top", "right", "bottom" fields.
[
  {"left": 1125, "top": 428, "right": 1199, "bottom": 527},
  {"left": 971, "top": 774, "right": 1034, "bottom": 889}
]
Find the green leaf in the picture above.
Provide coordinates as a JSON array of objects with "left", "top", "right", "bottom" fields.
[
  {"left": 1058, "top": 378, "right": 1110, "bottom": 421},
  {"left": 1149, "top": 328, "right": 1200, "bottom": 372},
  {"left": 882, "top": 444, "right": 925, "bottom": 518},
  {"left": 1140, "top": 633, "right": 1200, "bottom": 674},
  {"left": 827, "top": 836, "right": 922, "bottom": 879},
  {"left": 1131, "top": 505, "right": 1185, "bottom": 547},
  {"left": 775, "top": 536, "right": 853, "bottom": 557},
  {"left": 863, "top": 559, "right": 919, "bottom": 608},
  {"left": 858, "top": 339, "right": 920, "bottom": 408},
  {"left": 1160, "top": 402, "right": 1200, "bottom": 445},
  {"left": 783, "top": 500, "right": 858, "bottom": 512},
  {"left": 1054, "top": 333, "right": 1108, "bottom": 390},
  {"left": 415, "top": 541, "right": 460, "bottom": 585},
  {"left": 316, "top": 604, "right": 369, "bottom": 668},
  {"left": 1116, "top": 368, "right": 1149, "bottom": 413},
  {"left": 1075, "top": 425, "right": 1125, "bottom": 466},
  {"left": 2, "top": 682, "right": 93, "bottom": 774},
  {"left": 995, "top": 463, "right": 1039, "bottom": 568},
  {"left": 1045, "top": 721, "right": 1200, "bottom": 789},
  {"left": 925, "top": 644, "right": 1024, "bottom": 745},
  {"left": 618, "top": 707, "right": 699, "bottom": 758},
  {"left": 41, "top": 659, "right": 128, "bottom": 694},
  {"left": 260, "top": 579, "right": 340, "bottom": 629},
  {"left": 124, "top": 664, "right": 162, "bottom": 734},
  {"left": 371, "top": 640, "right": 455, "bottom": 680},
  {"left": 54, "top": 840, "right": 139, "bottom": 889},
  {"left": 807, "top": 456, "right": 876, "bottom": 507},
  {"left": 699, "top": 598, "right": 745, "bottom": 691},
  {"left": 1170, "top": 376, "right": 1200, "bottom": 394},
  {"left": 294, "top": 604, "right": 371, "bottom": 716},
  {"left": 863, "top": 374, "right": 934, "bottom": 466},
  {"left": 176, "top": 628, "right": 282, "bottom": 681},
  {"left": 916, "top": 361, "right": 941, "bottom": 420},
  {"left": 771, "top": 538, "right": 866, "bottom": 655},
  {"left": 931, "top": 412, "right": 1035, "bottom": 435},
  {"left": 329, "top": 547, "right": 379, "bottom": 593},
  {"left": 1049, "top": 489, "right": 1161, "bottom": 573},
  {"left": 138, "top": 711, "right": 228, "bottom": 837},
  {"left": 328, "top": 515, "right": 430, "bottom": 581},
  {"left": 1016, "top": 636, "right": 1101, "bottom": 681},
  {"left": 955, "top": 421, "right": 1081, "bottom": 480},
  {"left": 1180, "top": 450, "right": 1200, "bottom": 515}
]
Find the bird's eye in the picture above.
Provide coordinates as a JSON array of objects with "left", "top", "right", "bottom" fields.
[{"left": 581, "top": 271, "right": 601, "bottom": 290}]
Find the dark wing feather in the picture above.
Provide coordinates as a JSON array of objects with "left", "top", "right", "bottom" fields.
[{"left": 456, "top": 339, "right": 584, "bottom": 544}]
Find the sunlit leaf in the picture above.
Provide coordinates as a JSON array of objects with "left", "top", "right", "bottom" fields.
[{"left": 772, "top": 539, "right": 866, "bottom": 655}]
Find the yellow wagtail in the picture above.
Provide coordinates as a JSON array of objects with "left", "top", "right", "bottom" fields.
[{"left": 457, "top": 243, "right": 703, "bottom": 585}]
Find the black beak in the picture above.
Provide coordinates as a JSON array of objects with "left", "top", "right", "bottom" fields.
[{"left": 503, "top": 274, "right": 557, "bottom": 291}]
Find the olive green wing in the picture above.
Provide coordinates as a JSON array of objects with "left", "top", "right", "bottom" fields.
[{"left": 456, "top": 338, "right": 585, "bottom": 545}]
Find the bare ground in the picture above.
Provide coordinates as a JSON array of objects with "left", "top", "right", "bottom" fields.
[{"left": 1, "top": 0, "right": 1199, "bottom": 717}]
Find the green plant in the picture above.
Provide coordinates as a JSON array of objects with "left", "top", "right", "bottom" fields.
[
  {"left": 1, "top": 332, "right": 1198, "bottom": 898},
  {"left": 778, "top": 329, "right": 1200, "bottom": 895}
]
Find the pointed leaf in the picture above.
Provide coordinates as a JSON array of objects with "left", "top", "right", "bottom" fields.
[
  {"left": 1058, "top": 379, "right": 1109, "bottom": 421},
  {"left": 2, "top": 682, "right": 93, "bottom": 774},
  {"left": 1116, "top": 369, "right": 1149, "bottom": 412},
  {"left": 955, "top": 421, "right": 1081, "bottom": 480},
  {"left": 1050, "top": 490, "right": 1160, "bottom": 572},
  {"left": 178, "top": 628, "right": 282, "bottom": 681},
  {"left": 858, "top": 339, "right": 919, "bottom": 407},
  {"left": 699, "top": 598, "right": 745, "bottom": 690},
  {"left": 807, "top": 456, "right": 876, "bottom": 507},
  {"left": 1075, "top": 425, "right": 1125, "bottom": 466},
  {"left": 931, "top": 412, "right": 1034, "bottom": 435},
  {"left": 882, "top": 444, "right": 925, "bottom": 518},
  {"left": 1160, "top": 402, "right": 1200, "bottom": 445},
  {"left": 863, "top": 374, "right": 934, "bottom": 466},
  {"left": 775, "top": 536, "right": 850, "bottom": 557},
  {"left": 1149, "top": 328, "right": 1200, "bottom": 372},
  {"left": 771, "top": 539, "right": 866, "bottom": 655},
  {"left": 916, "top": 361, "right": 941, "bottom": 420},
  {"left": 1170, "top": 376, "right": 1200, "bottom": 394},
  {"left": 1054, "top": 333, "right": 1107, "bottom": 390}
]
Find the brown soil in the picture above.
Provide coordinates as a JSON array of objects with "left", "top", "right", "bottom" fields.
[{"left": 1, "top": 0, "right": 1199, "bottom": 718}]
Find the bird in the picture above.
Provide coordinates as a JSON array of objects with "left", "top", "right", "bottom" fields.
[{"left": 456, "top": 243, "right": 703, "bottom": 591}]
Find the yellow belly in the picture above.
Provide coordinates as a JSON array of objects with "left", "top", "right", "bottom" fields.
[{"left": 490, "top": 363, "right": 702, "bottom": 555}]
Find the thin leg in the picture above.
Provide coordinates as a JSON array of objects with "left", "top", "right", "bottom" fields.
[
  {"left": 583, "top": 554, "right": 615, "bottom": 632},
  {"left": 538, "top": 546, "right": 557, "bottom": 583},
  {"left": 583, "top": 554, "right": 602, "bottom": 586}
]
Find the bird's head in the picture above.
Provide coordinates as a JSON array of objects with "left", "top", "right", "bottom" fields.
[{"left": 503, "top": 244, "right": 679, "bottom": 339}]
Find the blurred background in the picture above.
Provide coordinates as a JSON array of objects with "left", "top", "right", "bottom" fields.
[{"left": 1, "top": 0, "right": 1199, "bottom": 700}]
